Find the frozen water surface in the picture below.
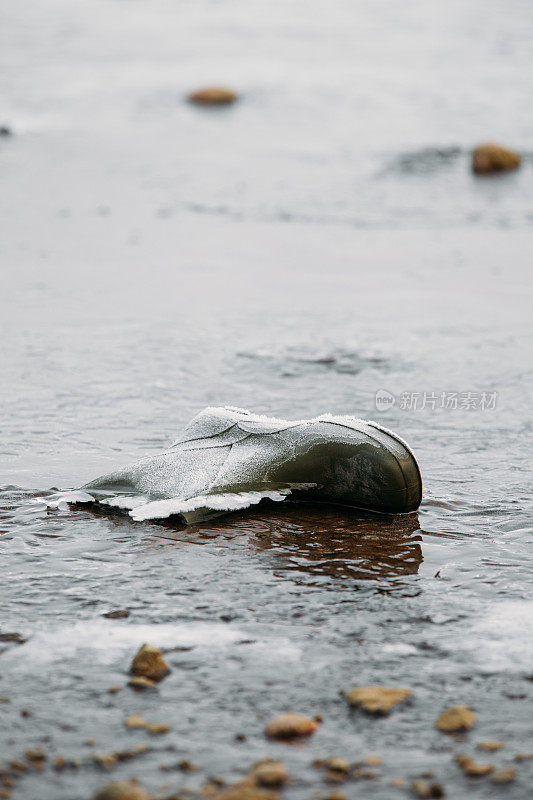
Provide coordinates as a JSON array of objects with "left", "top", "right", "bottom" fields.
[{"left": 1, "top": 0, "right": 533, "bottom": 798}]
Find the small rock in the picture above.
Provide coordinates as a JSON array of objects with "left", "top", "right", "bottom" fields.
[
  {"left": 412, "top": 779, "right": 444, "bottom": 798},
  {"left": 455, "top": 754, "right": 493, "bottom": 777},
  {"left": 477, "top": 741, "right": 504, "bottom": 751},
  {"left": 20, "top": 709, "right": 32, "bottom": 717},
  {"left": 25, "top": 748, "right": 46, "bottom": 768},
  {"left": 103, "top": 610, "right": 130, "bottom": 619},
  {"left": 0, "top": 633, "right": 27, "bottom": 644},
  {"left": 0, "top": 697, "right": 10, "bottom": 703},
  {"left": 188, "top": 87, "right": 237, "bottom": 106},
  {"left": 147, "top": 723, "right": 171, "bottom": 735},
  {"left": 179, "top": 760, "right": 199, "bottom": 772},
  {"left": 323, "top": 792, "right": 346, "bottom": 800},
  {"left": 93, "top": 781, "right": 150, "bottom": 800},
  {"left": 8, "top": 761, "right": 26, "bottom": 776},
  {"left": 491, "top": 767, "right": 516, "bottom": 783},
  {"left": 252, "top": 760, "right": 287, "bottom": 788},
  {"left": 353, "top": 768, "right": 380, "bottom": 780},
  {"left": 86, "top": 738, "right": 98, "bottom": 746},
  {"left": 472, "top": 143, "right": 521, "bottom": 174},
  {"left": 125, "top": 714, "right": 147, "bottom": 729},
  {"left": 215, "top": 777, "right": 280, "bottom": 800},
  {"left": 93, "top": 753, "right": 119, "bottom": 770},
  {"left": 130, "top": 644, "right": 170, "bottom": 682},
  {"left": 436, "top": 705, "right": 476, "bottom": 733},
  {"left": 346, "top": 686, "right": 412, "bottom": 714},
  {"left": 325, "top": 758, "right": 350, "bottom": 774},
  {"left": 264, "top": 712, "right": 319, "bottom": 739},
  {"left": 0, "top": 126, "right": 12, "bottom": 137},
  {"left": 128, "top": 676, "right": 157, "bottom": 691},
  {"left": 108, "top": 685, "right": 123, "bottom": 694}
]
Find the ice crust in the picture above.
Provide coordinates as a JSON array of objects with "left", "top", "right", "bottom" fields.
[{"left": 61, "top": 406, "right": 422, "bottom": 523}]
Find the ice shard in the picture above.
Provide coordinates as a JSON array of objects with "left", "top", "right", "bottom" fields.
[{"left": 79, "top": 406, "right": 422, "bottom": 523}]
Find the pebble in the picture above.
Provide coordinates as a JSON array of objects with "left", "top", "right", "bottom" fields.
[
  {"left": 252, "top": 760, "right": 287, "bottom": 788},
  {"left": 346, "top": 686, "right": 412, "bottom": 714},
  {"left": 435, "top": 705, "right": 476, "bottom": 732},
  {"left": 92, "top": 780, "right": 151, "bottom": 800},
  {"left": 264, "top": 712, "right": 319, "bottom": 739},
  {"left": 472, "top": 143, "right": 521, "bottom": 174},
  {"left": 108, "top": 685, "right": 123, "bottom": 694},
  {"left": 188, "top": 87, "right": 237, "bottom": 106},
  {"left": 491, "top": 767, "right": 516, "bottom": 783},
  {"left": 129, "top": 644, "right": 170, "bottom": 682},
  {"left": 103, "top": 610, "right": 130, "bottom": 619},
  {"left": 455, "top": 754, "right": 493, "bottom": 777},
  {"left": 477, "top": 741, "right": 504, "bottom": 751},
  {"left": 412, "top": 778, "right": 444, "bottom": 798}
]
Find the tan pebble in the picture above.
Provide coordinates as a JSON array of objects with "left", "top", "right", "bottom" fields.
[
  {"left": 472, "top": 143, "right": 521, "bottom": 174},
  {"left": 146, "top": 723, "right": 171, "bottom": 735},
  {"left": 86, "top": 738, "right": 98, "bottom": 745},
  {"left": 491, "top": 767, "right": 516, "bottom": 783},
  {"left": 103, "top": 610, "right": 130, "bottom": 619},
  {"left": 412, "top": 779, "right": 445, "bottom": 798},
  {"left": 390, "top": 777, "right": 405, "bottom": 787},
  {"left": 436, "top": 705, "right": 476, "bottom": 732},
  {"left": 326, "top": 758, "right": 350, "bottom": 774},
  {"left": 108, "top": 685, "right": 123, "bottom": 694},
  {"left": 0, "top": 789, "right": 11, "bottom": 800},
  {"left": 25, "top": 748, "right": 46, "bottom": 767},
  {"left": 346, "top": 686, "right": 412, "bottom": 714},
  {"left": 93, "top": 753, "right": 118, "bottom": 770},
  {"left": 125, "top": 714, "right": 147, "bottom": 729},
  {"left": 364, "top": 755, "right": 383, "bottom": 766},
  {"left": 8, "top": 761, "right": 26, "bottom": 776},
  {"left": 53, "top": 757, "right": 66, "bottom": 771},
  {"left": 20, "top": 709, "right": 31, "bottom": 717},
  {"left": 0, "top": 697, "right": 10, "bottom": 703},
  {"left": 215, "top": 776, "right": 280, "bottom": 800},
  {"left": 324, "top": 792, "right": 346, "bottom": 800},
  {"left": 477, "top": 740, "right": 504, "bottom": 751},
  {"left": 130, "top": 644, "right": 170, "bottom": 682},
  {"left": 264, "top": 712, "right": 318, "bottom": 740},
  {"left": 312, "top": 759, "right": 325, "bottom": 769},
  {"left": 252, "top": 760, "right": 287, "bottom": 788},
  {"left": 188, "top": 87, "right": 237, "bottom": 106},
  {"left": 179, "top": 760, "right": 199, "bottom": 772},
  {"left": 128, "top": 676, "right": 157, "bottom": 691},
  {"left": 514, "top": 752, "right": 533, "bottom": 761},
  {"left": 455, "top": 754, "right": 493, "bottom": 777},
  {"left": 92, "top": 780, "right": 151, "bottom": 800}
]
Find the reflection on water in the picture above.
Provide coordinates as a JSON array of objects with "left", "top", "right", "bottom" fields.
[{"left": 149, "top": 502, "right": 423, "bottom": 585}]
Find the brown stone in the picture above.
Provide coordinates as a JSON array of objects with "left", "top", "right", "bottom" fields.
[
  {"left": 472, "top": 143, "right": 521, "bottom": 174},
  {"left": 130, "top": 644, "right": 170, "bottom": 682},
  {"left": 477, "top": 740, "right": 504, "bottom": 751},
  {"left": 146, "top": 723, "right": 171, "bottom": 735},
  {"left": 125, "top": 714, "right": 147, "bottom": 729},
  {"left": 252, "top": 760, "right": 287, "bottom": 788},
  {"left": 188, "top": 87, "right": 237, "bottom": 106},
  {"left": 25, "top": 749, "right": 46, "bottom": 768},
  {"left": 103, "top": 610, "right": 130, "bottom": 619},
  {"left": 436, "top": 705, "right": 476, "bottom": 733},
  {"left": 412, "top": 779, "right": 444, "bottom": 798},
  {"left": 491, "top": 768, "right": 516, "bottom": 783},
  {"left": 324, "top": 792, "right": 346, "bottom": 800},
  {"left": 108, "top": 685, "right": 123, "bottom": 694},
  {"left": 8, "top": 761, "right": 26, "bottom": 776},
  {"left": 215, "top": 777, "right": 280, "bottom": 800},
  {"left": 264, "top": 712, "right": 318, "bottom": 739},
  {"left": 455, "top": 754, "right": 493, "bottom": 777},
  {"left": 128, "top": 676, "right": 157, "bottom": 691},
  {"left": 92, "top": 781, "right": 151, "bottom": 800},
  {"left": 324, "top": 771, "right": 347, "bottom": 784},
  {"left": 93, "top": 753, "right": 119, "bottom": 770},
  {"left": 346, "top": 686, "right": 412, "bottom": 714},
  {"left": 325, "top": 758, "right": 350, "bottom": 774}
]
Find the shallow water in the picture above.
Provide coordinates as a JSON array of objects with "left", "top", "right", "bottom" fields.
[{"left": 1, "top": 1, "right": 533, "bottom": 798}]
